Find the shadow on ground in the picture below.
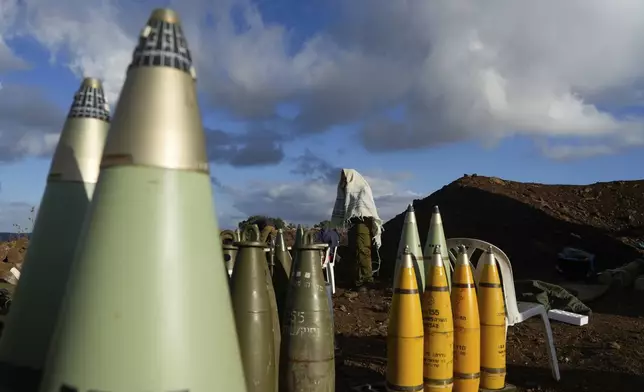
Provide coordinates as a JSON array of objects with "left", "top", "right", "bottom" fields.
[
  {"left": 336, "top": 334, "right": 386, "bottom": 391},
  {"left": 508, "top": 364, "right": 644, "bottom": 392}
]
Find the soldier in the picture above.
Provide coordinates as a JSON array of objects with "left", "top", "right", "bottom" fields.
[{"left": 331, "top": 169, "right": 383, "bottom": 292}]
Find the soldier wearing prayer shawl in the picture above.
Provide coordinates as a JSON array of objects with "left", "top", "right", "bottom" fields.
[{"left": 331, "top": 169, "right": 383, "bottom": 292}]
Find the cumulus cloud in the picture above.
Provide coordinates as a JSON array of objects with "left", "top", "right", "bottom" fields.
[
  {"left": 0, "top": 0, "right": 29, "bottom": 72},
  {"left": 0, "top": 84, "right": 64, "bottom": 162},
  {"left": 4, "top": 0, "right": 644, "bottom": 159},
  {"left": 0, "top": 38, "right": 29, "bottom": 72},
  {"left": 206, "top": 128, "right": 285, "bottom": 167},
  {"left": 289, "top": 149, "right": 340, "bottom": 183},
  {"left": 214, "top": 150, "right": 420, "bottom": 226}
]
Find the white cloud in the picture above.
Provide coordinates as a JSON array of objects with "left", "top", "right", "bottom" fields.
[
  {"left": 4, "top": 0, "right": 644, "bottom": 159},
  {"left": 0, "top": 84, "right": 64, "bottom": 162},
  {"left": 0, "top": 0, "right": 29, "bottom": 72},
  {"left": 16, "top": 0, "right": 135, "bottom": 103},
  {"left": 214, "top": 169, "right": 421, "bottom": 228}
]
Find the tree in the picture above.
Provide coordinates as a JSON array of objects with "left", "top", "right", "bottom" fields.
[
  {"left": 314, "top": 220, "right": 332, "bottom": 229},
  {"left": 237, "top": 215, "right": 286, "bottom": 231}
]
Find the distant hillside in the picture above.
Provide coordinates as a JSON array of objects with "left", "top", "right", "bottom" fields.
[
  {"left": 0, "top": 233, "right": 30, "bottom": 242},
  {"left": 379, "top": 175, "right": 644, "bottom": 282}
]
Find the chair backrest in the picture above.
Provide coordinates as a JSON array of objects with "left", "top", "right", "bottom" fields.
[
  {"left": 318, "top": 244, "right": 330, "bottom": 269},
  {"left": 321, "top": 247, "right": 330, "bottom": 269},
  {"left": 445, "top": 238, "right": 522, "bottom": 325},
  {"left": 329, "top": 247, "right": 337, "bottom": 266},
  {"left": 372, "top": 247, "right": 382, "bottom": 276}
]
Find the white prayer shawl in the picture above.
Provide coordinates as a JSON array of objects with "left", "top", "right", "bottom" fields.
[{"left": 331, "top": 168, "right": 384, "bottom": 248}]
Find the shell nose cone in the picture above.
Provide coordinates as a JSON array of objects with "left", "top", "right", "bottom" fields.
[
  {"left": 433, "top": 244, "right": 442, "bottom": 255},
  {"left": 149, "top": 8, "right": 181, "bottom": 24},
  {"left": 67, "top": 78, "right": 110, "bottom": 122},
  {"left": 130, "top": 8, "right": 194, "bottom": 78},
  {"left": 81, "top": 77, "right": 102, "bottom": 89}
]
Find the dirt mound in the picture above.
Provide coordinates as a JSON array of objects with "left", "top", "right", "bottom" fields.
[
  {"left": 335, "top": 175, "right": 644, "bottom": 391},
  {"left": 379, "top": 174, "right": 644, "bottom": 282}
]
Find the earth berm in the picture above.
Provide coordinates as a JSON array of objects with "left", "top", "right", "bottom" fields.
[{"left": 333, "top": 175, "right": 644, "bottom": 392}]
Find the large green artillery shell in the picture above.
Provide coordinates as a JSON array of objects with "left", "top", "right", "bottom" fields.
[
  {"left": 231, "top": 225, "right": 277, "bottom": 392},
  {"left": 394, "top": 204, "right": 425, "bottom": 293},
  {"left": 423, "top": 206, "right": 452, "bottom": 292},
  {"left": 279, "top": 232, "right": 335, "bottom": 392},
  {"left": 289, "top": 225, "right": 304, "bottom": 267},
  {"left": 0, "top": 77, "right": 110, "bottom": 392},
  {"left": 252, "top": 224, "right": 281, "bottom": 391},
  {"left": 272, "top": 229, "right": 292, "bottom": 324},
  {"left": 288, "top": 224, "right": 305, "bottom": 278},
  {"left": 266, "top": 253, "right": 281, "bottom": 392},
  {"left": 223, "top": 244, "right": 239, "bottom": 278},
  {"left": 37, "top": 8, "right": 246, "bottom": 392},
  {"left": 221, "top": 230, "right": 239, "bottom": 277}
]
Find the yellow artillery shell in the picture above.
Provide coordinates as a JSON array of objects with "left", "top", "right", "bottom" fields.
[
  {"left": 479, "top": 247, "right": 507, "bottom": 390},
  {"left": 387, "top": 247, "right": 424, "bottom": 392},
  {"left": 422, "top": 245, "right": 454, "bottom": 392},
  {"left": 451, "top": 246, "right": 480, "bottom": 392}
]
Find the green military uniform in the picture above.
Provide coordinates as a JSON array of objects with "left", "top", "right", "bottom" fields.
[{"left": 348, "top": 217, "right": 374, "bottom": 287}]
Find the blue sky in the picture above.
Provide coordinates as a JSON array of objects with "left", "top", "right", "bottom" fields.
[{"left": 0, "top": 0, "right": 643, "bottom": 231}]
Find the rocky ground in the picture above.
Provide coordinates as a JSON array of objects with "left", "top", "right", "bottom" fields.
[{"left": 332, "top": 175, "right": 644, "bottom": 392}]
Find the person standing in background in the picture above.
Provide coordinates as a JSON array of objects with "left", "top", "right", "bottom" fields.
[{"left": 331, "top": 169, "right": 383, "bottom": 292}]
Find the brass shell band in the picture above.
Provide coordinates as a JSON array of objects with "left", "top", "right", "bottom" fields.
[
  {"left": 452, "top": 283, "right": 476, "bottom": 288},
  {"left": 481, "top": 367, "right": 507, "bottom": 374},
  {"left": 423, "top": 377, "right": 454, "bottom": 385},
  {"left": 394, "top": 288, "right": 419, "bottom": 294},
  {"left": 46, "top": 173, "right": 87, "bottom": 184},
  {"left": 426, "top": 285, "right": 449, "bottom": 292},
  {"left": 454, "top": 372, "right": 481, "bottom": 380},
  {"left": 481, "top": 322, "right": 506, "bottom": 327},
  {"left": 232, "top": 241, "right": 266, "bottom": 248},
  {"left": 100, "top": 156, "right": 210, "bottom": 173},
  {"left": 294, "top": 244, "right": 328, "bottom": 251},
  {"left": 385, "top": 381, "right": 424, "bottom": 391},
  {"left": 479, "top": 282, "right": 502, "bottom": 288}
]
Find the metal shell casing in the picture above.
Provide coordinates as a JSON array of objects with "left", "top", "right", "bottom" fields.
[
  {"left": 36, "top": 8, "right": 247, "bottom": 392},
  {"left": 231, "top": 226, "right": 278, "bottom": 392},
  {"left": 280, "top": 235, "right": 335, "bottom": 392},
  {"left": 272, "top": 229, "right": 293, "bottom": 325},
  {"left": 387, "top": 247, "right": 424, "bottom": 392},
  {"left": 422, "top": 245, "right": 454, "bottom": 392},
  {"left": 451, "top": 247, "right": 481, "bottom": 392},
  {"left": 49, "top": 77, "right": 111, "bottom": 184},
  {"left": 394, "top": 204, "right": 425, "bottom": 294},
  {"left": 0, "top": 77, "right": 110, "bottom": 392},
  {"left": 423, "top": 206, "right": 452, "bottom": 292},
  {"left": 100, "top": 9, "right": 207, "bottom": 173},
  {"left": 478, "top": 248, "right": 507, "bottom": 390}
]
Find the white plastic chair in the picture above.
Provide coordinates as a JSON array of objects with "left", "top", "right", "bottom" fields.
[
  {"left": 446, "top": 238, "right": 561, "bottom": 382},
  {"left": 322, "top": 246, "right": 338, "bottom": 294},
  {"left": 372, "top": 247, "right": 382, "bottom": 276}
]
